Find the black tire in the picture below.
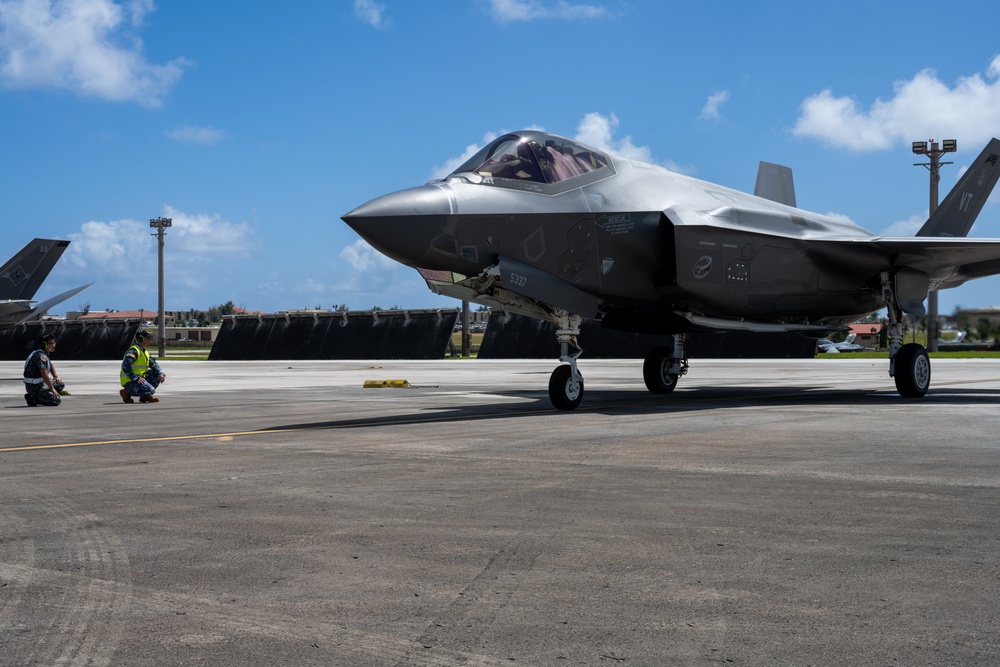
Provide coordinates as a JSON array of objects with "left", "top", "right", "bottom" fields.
[
  {"left": 643, "top": 346, "right": 679, "bottom": 394},
  {"left": 894, "top": 343, "right": 931, "bottom": 398},
  {"left": 548, "top": 364, "right": 584, "bottom": 411}
]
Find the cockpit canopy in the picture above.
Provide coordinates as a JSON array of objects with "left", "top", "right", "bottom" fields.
[{"left": 449, "top": 132, "right": 612, "bottom": 190}]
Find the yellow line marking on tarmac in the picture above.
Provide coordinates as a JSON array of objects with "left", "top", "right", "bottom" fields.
[
  {"left": 0, "top": 429, "right": 296, "bottom": 453},
  {"left": 0, "top": 409, "right": 555, "bottom": 453},
  {"left": 0, "top": 396, "right": 713, "bottom": 453}
]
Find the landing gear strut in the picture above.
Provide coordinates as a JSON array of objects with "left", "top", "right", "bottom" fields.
[
  {"left": 548, "top": 310, "right": 584, "bottom": 410},
  {"left": 881, "top": 272, "right": 931, "bottom": 397},
  {"left": 643, "top": 334, "right": 689, "bottom": 394}
]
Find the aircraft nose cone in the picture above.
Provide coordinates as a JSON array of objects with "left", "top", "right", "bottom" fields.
[
  {"left": 342, "top": 185, "right": 455, "bottom": 268},
  {"left": 343, "top": 185, "right": 453, "bottom": 220}
]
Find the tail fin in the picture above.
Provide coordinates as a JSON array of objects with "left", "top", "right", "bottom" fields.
[
  {"left": 917, "top": 138, "right": 1000, "bottom": 237},
  {"left": 754, "top": 162, "right": 797, "bottom": 207},
  {"left": 0, "top": 238, "right": 71, "bottom": 300}
]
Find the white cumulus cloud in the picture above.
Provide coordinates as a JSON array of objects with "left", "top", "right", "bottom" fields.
[
  {"left": 574, "top": 111, "right": 691, "bottom": 173},
  {"left": 879, "top": 214, "right": 926, "bottom": 237},
  {"left": 340, "top": 238, "right": 396, "bottom": 272},
  {"left": 699, "top": 90, "right": 730, "bottom": 122},
  {"left": 0, "top": 0, "right": 189, "bottom": 106},
  {"left": 354, "top": 0, "right": 390, "bottom": 29},
  {"left": 430, "top": 131, "right": 499, "bottom": 180},
  {"left": 794, "top": 55, "right": 1000, "bottom": 151},
  {"left": 58, "top": 206, "right": 258, "bottom": 307},
  {"left": 488, "top": 0, "right": 607, "bottom": 22},
  {"left": 64, "top": 207, "right": 257, "bottom": 290},
  {"left": 165, "top": 125, "right": 228, "bottom": 145}
]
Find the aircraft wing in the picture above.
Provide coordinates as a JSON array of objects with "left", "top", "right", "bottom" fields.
[
  {"left": 671, "top": 196, "right": 1000, "bottom": 293},
  {"left": 869, "top": 237, "right": 1000, "bottom": 290},
  {"left": 0, "top": 282, "right": 92, "bottom": 330},
  {"left": 0, "top": 299, "right": 32, "bottom": 318}
]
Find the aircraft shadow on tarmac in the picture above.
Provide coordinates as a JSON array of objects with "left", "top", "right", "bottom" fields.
[{"left": 263, "top": 385, "right": 1000, "bottom": 433}]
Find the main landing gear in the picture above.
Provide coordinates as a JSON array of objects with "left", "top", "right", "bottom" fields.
[
  {"left": 643, "top": 334, "right": 689, "bottom": 394},
  {"left": 546, "top": 310, "right": 691, "bottom": 411},
  {"left": 882, "top": 272, "right": 931, "bottom": 397}
]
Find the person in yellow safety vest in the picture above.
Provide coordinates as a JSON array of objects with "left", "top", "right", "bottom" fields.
[{"left": 119, "top": 329, "right": 166, "bottom": 404}]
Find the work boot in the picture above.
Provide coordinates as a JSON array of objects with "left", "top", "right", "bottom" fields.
[
  {"left": 139, "top": 395, "right": 159, "bottom": 403},
  {"left": 24, "top": 393, "right": 37, "bottom": 407},
  {"left": 119, "top": 388, "right": 134, "bottom": 404}
]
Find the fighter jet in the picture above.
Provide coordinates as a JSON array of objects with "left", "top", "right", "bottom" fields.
[
  {"left": 1, "top": 238, "right": 92, "bottom": 330},
  {"left": 343, "top": 131, "right": 1000, "bottom": 410}
]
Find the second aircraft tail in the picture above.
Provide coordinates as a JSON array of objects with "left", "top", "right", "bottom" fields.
[{"left": 917, "top": 138, "right": 1000, "bottom": 238}]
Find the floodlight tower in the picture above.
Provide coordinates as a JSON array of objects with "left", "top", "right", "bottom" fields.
[
  {"left": 150, "top": 216, "right": 172, "bottom": 358},
  {"left": 911, "top": 139, "right": 957, "bottom": 352}
]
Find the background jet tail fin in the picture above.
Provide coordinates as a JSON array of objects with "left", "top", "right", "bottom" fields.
[
  {"left": 917, "top": 138, "right": 1000, "bottom": 237},
  {"left": 754, "top": 162, "right": 797, "bottom": 208},
  {"left": 0, "top": 238, "right": 70, "bottom": 300}
]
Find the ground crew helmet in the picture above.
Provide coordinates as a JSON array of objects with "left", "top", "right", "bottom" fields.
[{"left": 135, "top": 329, "right": 151, "bottom": 342}]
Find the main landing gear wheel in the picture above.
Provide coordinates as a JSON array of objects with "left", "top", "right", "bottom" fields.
[
  {"left": 894, "top": 343, "right": 931, "bottom": 398},
  {"left": 643, "top": 346, "right": 679, "bottom": 394},
  {"left": 549, "top": 364, "right": 584, "bottom": 411}
]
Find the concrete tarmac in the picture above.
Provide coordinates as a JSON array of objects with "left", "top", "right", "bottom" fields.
[{"left": 2, "top": 358, "right": 999, "bottom": 666}]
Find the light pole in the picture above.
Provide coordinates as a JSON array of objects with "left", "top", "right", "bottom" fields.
[
  {"left": 912, "top": 139, "right": 956, "bottom": 352},
  {"left": 149, "top": 216, "right": 172, "bottom": 358}
]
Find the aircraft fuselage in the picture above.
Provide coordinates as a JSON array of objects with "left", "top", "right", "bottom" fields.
[{"left": 344, "top": 135, "right": 883, "bottom": 329}]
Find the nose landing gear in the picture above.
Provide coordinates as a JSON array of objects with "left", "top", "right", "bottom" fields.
[{"left": 548, "top": 310, "right": 584, "bottom": 410}]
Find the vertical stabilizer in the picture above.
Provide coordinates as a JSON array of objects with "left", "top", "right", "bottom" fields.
[
  {"left": 0, "top": 238, "right": 71, "bottom": 300},
  {"left": 917, "top": 138, "right": 1000, "bottom": 237},
  {"left": 754, "top": 162, "right": 796, "bottom": 207}
]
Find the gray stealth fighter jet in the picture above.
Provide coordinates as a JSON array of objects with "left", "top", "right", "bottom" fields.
[{"left": 343, "top": 131, "right": 1000, "bottom": 410}]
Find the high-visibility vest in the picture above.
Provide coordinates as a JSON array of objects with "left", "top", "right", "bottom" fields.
[
  {"left": 23, "top": 349, "right": 48, "bottom": 384},
  {"left": 120, "top": 345, "right": 150, "bottom": 386}
]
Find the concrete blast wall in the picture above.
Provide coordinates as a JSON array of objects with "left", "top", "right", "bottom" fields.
[
  {"left": 209, "top": 309, "right": 460, "bottom": 360},
  {"left": 0, "top": 320, "right": 136, "bottom": 360},
  {"left": 479, "top": 313, "right": 816, "bottom": 359}
]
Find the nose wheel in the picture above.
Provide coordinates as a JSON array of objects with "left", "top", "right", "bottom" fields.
[{"left": 549, "top": 363, "right": 584, "bottom": 410}]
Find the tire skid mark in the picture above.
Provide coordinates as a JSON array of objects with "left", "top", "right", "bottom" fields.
[
  {"left": 396, "top": 541, "right": 544, "bottom": 665},
  {"left": 0, "top": 504, "right": 35, "bottom": 639},
  {"left": 1, "top": 562, "right": 513, "bottom": 666},
  {"left": 8, "top": 496, "right": 132, "bottom": 667}
]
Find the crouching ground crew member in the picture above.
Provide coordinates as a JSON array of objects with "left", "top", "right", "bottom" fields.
[
  {"left": 120, "top": 329, "right": 166, "bottom": 404},
  {"left": 23, "top": 334, "right": 67, "bottom": 407}
]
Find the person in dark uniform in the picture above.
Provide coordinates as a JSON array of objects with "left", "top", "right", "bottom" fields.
[
  {"left": 23, "top": 334, "right": 66, "bottom": 407},
  {"left": 119, "top": 330, "right": 166, "bottom": 404}
]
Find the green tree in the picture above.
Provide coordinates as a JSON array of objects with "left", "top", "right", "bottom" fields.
[{"left": 976, "top": 317, "right": 993, "bottom": 342}]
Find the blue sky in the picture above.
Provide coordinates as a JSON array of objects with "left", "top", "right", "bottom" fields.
[{"left": 3, "top": 0, "right": 1000, "bottom": 317}]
